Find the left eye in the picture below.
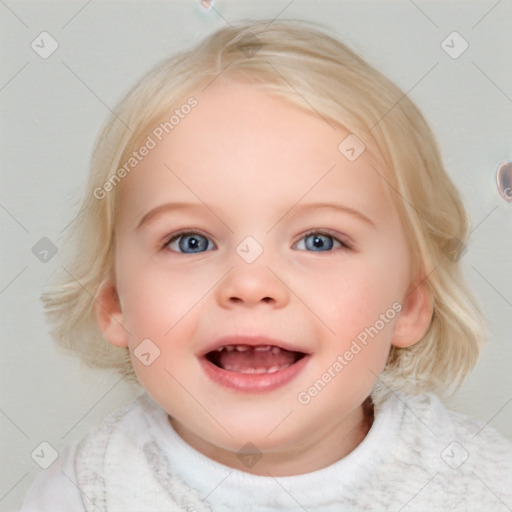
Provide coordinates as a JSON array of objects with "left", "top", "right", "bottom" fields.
[
  {"left": 165, "top": 232, "right": 215, "bottom": 253},
  {"left": 294, "top": 233, "right": 344, "bottom": 252}
]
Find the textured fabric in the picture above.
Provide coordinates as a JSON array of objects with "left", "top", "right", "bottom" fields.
[{"left": 18, "top": 391, "right": 512, "bottom": 511}]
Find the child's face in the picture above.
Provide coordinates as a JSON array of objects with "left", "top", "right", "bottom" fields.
[{"left": 100, "top": 80, "right": 430, "bottom": 475}]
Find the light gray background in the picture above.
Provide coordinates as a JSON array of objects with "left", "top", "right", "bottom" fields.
[{"left": 1, "top": 0, "right": 511, "bottom": 509}]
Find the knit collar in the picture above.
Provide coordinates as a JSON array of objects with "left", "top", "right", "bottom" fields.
[{"left": 144, "top": 392, "right": 399, "bottom": 511}]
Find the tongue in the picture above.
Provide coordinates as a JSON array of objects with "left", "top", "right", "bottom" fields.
[{"left": 216, "top": 347, "right": 297, "bottom": 372}]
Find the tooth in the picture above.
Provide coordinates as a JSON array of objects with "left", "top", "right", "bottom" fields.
[
  {"left": 240, "top": 367, "right": 256, "bottom": 374},
  {"left": 267, "top": 366, "right": 281, "bottom": 373},
  {"left": 224, "top": 364, "right": 235, "bottom": 371},
  {"left": 225, "top": 346, "right": 235, "bottom": 352},
  {"left": 253, "top": 367, "right": 268, "bottom": 374},
  {"left": 271, "top": 347, "right": 281, "bottom": 355},
  {"left": 254, "top": 345, "right": 272, "bottom": 352},
  {"left": 235, "top": 345, "right": 249, "bottom": 352}
]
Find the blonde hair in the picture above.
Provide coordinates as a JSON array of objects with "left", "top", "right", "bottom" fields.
[{"left": 42, "top": 20, "right": 485, "bottom": 395}]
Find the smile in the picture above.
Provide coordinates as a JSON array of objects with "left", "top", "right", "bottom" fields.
[{"left": 199, "top": 337, "right": 310, "bottom": 393}]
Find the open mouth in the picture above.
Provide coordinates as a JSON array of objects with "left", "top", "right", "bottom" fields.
[{"left": 205, "top": 344, "right": 307, "bottom": 374}]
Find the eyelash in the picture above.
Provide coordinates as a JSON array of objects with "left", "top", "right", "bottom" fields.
[
  {"left": 161, "top": 230, "right": 353, "bottom": 253},
  {"left": 162, "top": 230, "right": 215, "bottom": 252},
  {"left": 299, "top": 230, "right": 353, "bottom": 252}
]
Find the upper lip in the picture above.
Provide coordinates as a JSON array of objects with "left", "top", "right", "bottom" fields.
[{"left": 198, "top": 335, "right": 310, "bottom": 357}]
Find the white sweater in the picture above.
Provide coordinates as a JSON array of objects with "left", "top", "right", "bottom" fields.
[{"left": 17, "top": 391, "right": 512, "bottom": 511}]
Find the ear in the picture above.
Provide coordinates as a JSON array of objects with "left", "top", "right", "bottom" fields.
[
  {"left": 391, "top": 278, "right": 434, "bottom": 348},
  {"left": 94, "top": 276, "right": 129, "bottom": 348}
]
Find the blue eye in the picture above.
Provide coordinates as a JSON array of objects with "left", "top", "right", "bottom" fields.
[
  {"left": 166, "top": 232, "right": 214, "bottom": 253},
  {"left": 295, "top": 232, "right": 344, "bottom": 252}
]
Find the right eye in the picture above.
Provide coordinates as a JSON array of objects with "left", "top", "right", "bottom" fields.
[{"left": 165, "top": 232, "right": 215, "bottom": 254}]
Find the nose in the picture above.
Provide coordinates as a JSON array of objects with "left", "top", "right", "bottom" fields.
[{"left": 215, "top": 262, "right": 290, "bottom": 309}]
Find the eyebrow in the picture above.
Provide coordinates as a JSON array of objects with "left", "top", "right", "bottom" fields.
[
  {"left": 137, "top": 202, "right": 209, "bottom": 230},
  {"left": 137, "top": 201, "right": 377, "bottom": 230},
  {"left": 289, "top": 202, "right": 377, "bottom": 228}
]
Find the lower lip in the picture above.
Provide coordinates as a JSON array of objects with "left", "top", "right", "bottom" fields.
[{"left": 200, "top": 355, "right": 310, "bottom": 393}]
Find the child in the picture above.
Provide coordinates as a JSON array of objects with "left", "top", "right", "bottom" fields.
[{"left": 19, "top": 20, "right": 512, "bottom": 511}]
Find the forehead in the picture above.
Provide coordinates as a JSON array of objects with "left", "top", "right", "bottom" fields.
[{"left": 117, "top": 80, "right": 397, "bottom": 227}]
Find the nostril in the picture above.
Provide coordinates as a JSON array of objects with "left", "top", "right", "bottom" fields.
[{"left": 228, "top": 296, "right": 274, "bottom": 304}]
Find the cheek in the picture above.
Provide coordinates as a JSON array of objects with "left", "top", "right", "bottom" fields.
[
  {"left": 118, "top": 271, "right": 201, "bottom": 390},
  {"left": 305, "top": 256, "right": 403, "bottom": 368},
  {"left": 309, "top": 257, "right": 401, "bottom": 324},
  {"left": 117, "top": 255, "right": 207, "bottom": 336},
  {"left": 116, "top": 265, "right": 212, "bottom": 391}
]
